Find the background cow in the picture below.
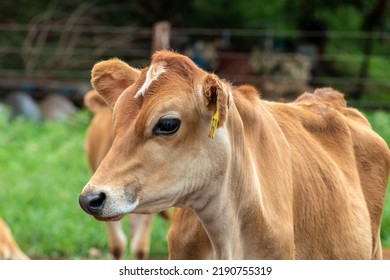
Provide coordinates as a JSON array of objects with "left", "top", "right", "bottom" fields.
[
  {"left": 39, "top": 94, "right": 76, "bottom": 122},
  {"left": 0, "top": 218, "right": 29, "bottom": 260}
]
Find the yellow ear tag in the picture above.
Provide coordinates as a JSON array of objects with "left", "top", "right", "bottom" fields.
[{"left": 208, "top": 109, "right": 219, "bottom": 139}]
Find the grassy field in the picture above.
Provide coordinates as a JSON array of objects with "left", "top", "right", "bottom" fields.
[
  {"left": 0, "top": 108, "right": 389, "bottom": 259},
  {"left": 0, "top": 110, "right": 170, "bottom": 259}
]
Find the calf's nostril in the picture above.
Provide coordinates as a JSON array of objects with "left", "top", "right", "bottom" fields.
[
  {"left": 79, "top": 192, "right": 106, "bottom": 215},
  {"left": 89, "top": 192, "right": 106, "bottom": 209}
]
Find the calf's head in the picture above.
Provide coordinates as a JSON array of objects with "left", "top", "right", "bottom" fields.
[{"left": 79, "top": 51, "right": 233, "bottom": 221}]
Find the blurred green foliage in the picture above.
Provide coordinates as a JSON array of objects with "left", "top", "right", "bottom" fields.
[
  {"left": 1, "top": 0, "right": 389, "bottom": 102},
  {"left": 1, "top": 0, "right": 386, "bottom": 29}
]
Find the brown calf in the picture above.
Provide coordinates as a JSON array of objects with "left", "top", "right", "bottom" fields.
[{"left": 80, "top": 51, "right": 389, "bottom": 259}]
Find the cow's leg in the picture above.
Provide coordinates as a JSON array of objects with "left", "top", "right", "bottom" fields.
[
  {"left": 130, "top": 214, "right": 154, "bottom": 260},
  {"left": 11, "top": 246, "right": 30, "bottom": 260},
  {"left": 372, "top": 230, "right": 383, "bottom": 260},
  {"left": 0, "top": 219, "right": 29, "bottom": 260},
  {"left": 105, "top": 221, "right": 127, "bottom": 260}
]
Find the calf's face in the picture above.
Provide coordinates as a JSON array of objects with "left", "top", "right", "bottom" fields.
[{"left": 79, "top": 52, "right": 232, "bottom": 221}]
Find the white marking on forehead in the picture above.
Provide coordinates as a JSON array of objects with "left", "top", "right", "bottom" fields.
[{"left": 135, "top": 61, "right": 167, "bottom": 98}]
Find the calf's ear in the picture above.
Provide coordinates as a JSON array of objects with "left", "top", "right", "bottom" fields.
[
  {"left": 91, "top": 58, "right": 140, "bottom": 110},
  {"left": 83, "top": 90, "right": 107, "bottom": 113},
  {"left": 202, "top": 74, "right": 233, "bottom": 139}
]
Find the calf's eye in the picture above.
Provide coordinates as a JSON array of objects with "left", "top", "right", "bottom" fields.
[{"left": 153, "top": 118, "right": 181, "bottom": 136}]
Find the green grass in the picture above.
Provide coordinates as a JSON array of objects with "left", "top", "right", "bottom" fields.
[
  {"left": 0, "top": 109, "right": 389, "bottom": 259},
  {"left": 0, "top": 110, "right": 169, "bottom": 259}
]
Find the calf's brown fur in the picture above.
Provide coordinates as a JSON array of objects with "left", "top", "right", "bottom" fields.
[
  {"left": 80, "top": 51, "right": 389, "bottom": 259},
  {"left": 84, "top": 90, "right": 170, "bottom": 259}
]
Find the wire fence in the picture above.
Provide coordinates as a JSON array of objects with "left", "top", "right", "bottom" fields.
[{"left": 0, "top": 23, "right": 389, "bottom": 108}]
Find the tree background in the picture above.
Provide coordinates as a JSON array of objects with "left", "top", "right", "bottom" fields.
[{"left": 0, "top": 0, "right": 389, "bottom": 103}]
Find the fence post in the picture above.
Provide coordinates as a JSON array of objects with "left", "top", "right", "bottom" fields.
[{"left": 152, "top": 21, "right": 171, "bottom": 52}]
